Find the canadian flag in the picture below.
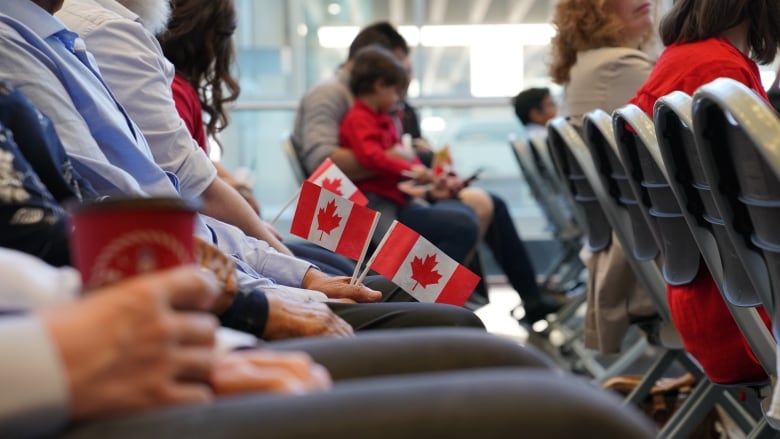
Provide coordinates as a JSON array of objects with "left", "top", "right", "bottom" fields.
[
  {"left": 290, "top": 181, "right": 378, "bottom": 260},
  {"left": 367, "top": 221, "right": 479, "bottom": 306},
  {"left": 307, "top": 158, "right": 368, "bottom": 206}
]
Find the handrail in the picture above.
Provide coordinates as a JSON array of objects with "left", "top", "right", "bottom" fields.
[{"left": 231, "top": 97, "right": 513, "bottom": 111}]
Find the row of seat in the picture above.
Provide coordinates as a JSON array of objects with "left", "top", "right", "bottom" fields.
[{"left": 540, "top": 77, "right": 780, "bottom": 437}]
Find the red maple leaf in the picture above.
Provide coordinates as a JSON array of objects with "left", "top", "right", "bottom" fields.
[
  {"left": 321, "top": 177, "right": 344, "bottom": 196},
  {"left": 409, "top": 254, "right": 442, "bottom": 291},
  {"left": 315, "top": 199, "right": 342, "bottom": 240}
]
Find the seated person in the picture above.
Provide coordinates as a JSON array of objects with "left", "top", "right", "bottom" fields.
[{"left": 339, "top": 45, "right": 562, "bottom": 322}]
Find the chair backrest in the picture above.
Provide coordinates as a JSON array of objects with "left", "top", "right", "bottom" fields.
[
  {"left": 547, "top": 117, "right": 612, "bottom": 252},
  {"left": 510, "top": 138, "right": 582, "bottom": 238},
  {"left": 281, "top": 134, "right": 308, "bottom": 184},
  {"left": 653, "top": 92, "right": 761, "bottom": 307},
  {"left": 613, "top": 105, "right": 701, "bottom": 286},
  {"left": 692, "top": 78, "right": 780, "bottom": 321},
  {"left": 582, "top": 110, "right": 660, "bottom": 262},
  {"left": 549, "top": 116, "right": 670, "bottom": 321},
  {"left": 654, "top": 91, "right": 776, "bottom": 373}
]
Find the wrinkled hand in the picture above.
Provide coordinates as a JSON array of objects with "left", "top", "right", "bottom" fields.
[
  {"left": 302, "top": 269, "right": 382, "bottom": 303},
  {"left": 263, "top": 293, "right": 354, "bottom": 340},
  {"left": 41, "top": 267, "right": 220, "bottom": 420},
  {"left": 212, "top": 350, "right": 331, "bottom": 395}
]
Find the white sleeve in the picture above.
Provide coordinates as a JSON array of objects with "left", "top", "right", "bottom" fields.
[
  {"left": 0, "top": 316, "right": 69, "bottom": 438},
  {"left": 0, "top": 248, "right": 81, "bottom": 310},
  {"left": 71, "top": 15, "right": 217, "bottom": 199}
]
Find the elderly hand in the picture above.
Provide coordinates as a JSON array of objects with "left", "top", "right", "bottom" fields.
[
  {"left": 301, "top": 269, "right": 382, "bottom": 303},
  {"left": 263, "top": 293, "right": 354, "bottom": 340},
  {"left": 212, "top": 350, "right": 331, "bottom": 395},
  {"left": 40, "top": 266, "right": 220, "bottom": 420}
]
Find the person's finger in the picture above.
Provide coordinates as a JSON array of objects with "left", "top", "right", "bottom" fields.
[
  {"left": 157, "top": 266, "right": 221, "bottom": 311},
  {"left": 328, "top": 314, "right": 354, "bottom": 337},
  {"left": 170, "top": 313, "right": 218, "bottom": 346},
  {"left": 354, "top": 285, "right": 382, "bottom": 302},
  {"left": 172, "top": 347, "right": 217, "bottom": 382}
]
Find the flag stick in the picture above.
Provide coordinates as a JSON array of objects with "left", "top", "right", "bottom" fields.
[
  {"left": 267, "top": 187, "right": 300, "bottom": 227},
  {"left": 350, "top": 213, "right": 381, "bottom": 285},
  {"left": 355, "top": 220, "right": 398, "bottom": 285}
]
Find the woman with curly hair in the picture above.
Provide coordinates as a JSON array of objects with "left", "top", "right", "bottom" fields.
[
  {"left": 550, "top": 0, "right": 656, "bottom": 125},
  {"left": 629, "top": 0, "right": 779, "bottom": 384},
  {"left": 159, "top": 0, "right": 240, "bottom": 154},
  {"left": 548, "top": 0, "right": 657, "bottom": 354}
]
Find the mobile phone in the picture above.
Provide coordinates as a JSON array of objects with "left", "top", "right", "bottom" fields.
[{"left": 463, "top": 168, "right": 484, "bottom": 186}]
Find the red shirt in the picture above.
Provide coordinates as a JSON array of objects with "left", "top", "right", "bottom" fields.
[
  {"left": 171, "top": 73, "right": 208, "bottom": 153},
  {"left": 630, "top": 37, "right": 771, "bottom": 384},
  {"left": 631, "top": 38, "right": 768, "bottom": 111},
  {"left": 339, "top": 99, "right": 418, "bottom": 206}
]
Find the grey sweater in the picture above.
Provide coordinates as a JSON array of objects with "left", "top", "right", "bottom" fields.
[{"left": 291, "top": 69, "right": 353, "bottom": 173}]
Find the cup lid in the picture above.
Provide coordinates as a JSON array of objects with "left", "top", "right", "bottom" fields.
[{"left": 67, "top": 196, "right": 200, "bottom": 215}]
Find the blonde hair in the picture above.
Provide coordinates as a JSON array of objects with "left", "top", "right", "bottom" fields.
[{"left": 549, "top": 0, "right": 641, "bottom": 84}]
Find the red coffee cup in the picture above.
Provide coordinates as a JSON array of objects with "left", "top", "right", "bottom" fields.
[{"left": 68, "top": 197, "right": 198, "bottom": 289}]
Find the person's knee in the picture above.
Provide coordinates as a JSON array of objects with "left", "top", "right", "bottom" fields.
[
  {"left": 459, "top": 188, "right": 494, "bottom": 232},
  {"left": 422, "top": 304, "right": 485, "bottom": 328}
]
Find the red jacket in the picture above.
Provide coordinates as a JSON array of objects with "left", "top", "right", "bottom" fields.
[{"left": 339, "top": 99, "right": 418, "bottom": 206}]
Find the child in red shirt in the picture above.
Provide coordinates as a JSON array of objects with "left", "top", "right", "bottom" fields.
[{"left": 339, "top": 45, "right": 430, "bottom": 207}]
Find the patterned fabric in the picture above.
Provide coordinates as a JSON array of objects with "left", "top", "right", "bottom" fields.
[{"left": 0, "top": 81, "right": 102, "bottom": 267}]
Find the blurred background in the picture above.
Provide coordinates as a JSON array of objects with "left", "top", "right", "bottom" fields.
[{"left": 218, "top": 0, "right": 776, "bottom": 275}]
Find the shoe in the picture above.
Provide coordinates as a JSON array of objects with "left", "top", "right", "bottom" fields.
[{"left": 518, "top": 294, "right": 567, "bottom": 326}]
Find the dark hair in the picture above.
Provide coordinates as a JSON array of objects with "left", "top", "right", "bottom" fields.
[
  {"left": 158, "top": 0, "right": 240, "bottom": 141},
  {"left": 512, "top": 87, "right": 551, "bottom": 125},
  {"left": 660, "top": 0, "right": 780, "bottom": 64},
  {"left": 349, "top": 45, "right": 408, "bottom": 97},
  {"left": 348, "top": 21, "right": 409, "bottom": 60}
]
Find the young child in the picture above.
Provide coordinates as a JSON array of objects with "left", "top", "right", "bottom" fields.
[{"left": 339, "top": 45, "right": 431, "bottom": 208}]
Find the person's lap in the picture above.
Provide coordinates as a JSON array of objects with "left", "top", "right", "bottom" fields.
[
  {"left": 327, "top": 300, "right": 483, "bottom": 331},
  {"left": 268, "top": 327, "right": 554, "bottom": 380}
]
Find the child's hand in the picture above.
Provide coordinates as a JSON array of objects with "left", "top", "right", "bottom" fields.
[{"left": 410, "top": 165, "right": 434, "bottom": 183}]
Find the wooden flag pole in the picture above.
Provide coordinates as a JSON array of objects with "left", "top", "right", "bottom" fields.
[
  {"left": 350, "top": 213, "right": 381, "bottom": 285},
  {"left": 354, "top": 220, "right": 398, "bottom": 285},
  {"left": 267, "top": 187, "right": 301, "bottom": 227}
]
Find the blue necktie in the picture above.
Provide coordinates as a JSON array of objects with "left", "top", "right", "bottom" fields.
[{"left": 52, "top": 29, "right": 137, "bottom": 140}]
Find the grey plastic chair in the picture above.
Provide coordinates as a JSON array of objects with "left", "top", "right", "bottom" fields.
[
  {"left": 546, "top": 117, "right": 649, "bottom": 382},
  {"left": 654, "top": 92, "right": 776, "bottom": 369},
  {"left": 691, "top": 79, "right": 780, "bottom": 431},
  {"left": 510, "top": 138, "right": 583, "bottom": 240},
  {"left": 692, "top": 78, "right": 779, "bottom": 323},
  {"left": 580, "top": 110, "right": 669, "bottom": 319},
  {"left": 654, "top": 93, "right": 762, "bottom": 308},
  {"left": 613, "top": 105, "right": 701, "bottom": 287},
  {"left": 582, "top": 110, "right": 662, "bottom": 263},
  {"left": 547, "top": 119, "right": 612, "bottom": 254},
  {"left": 653, "top": 91, "right": 776, "bottom": 438},
  {"left": 510, "top": 138, "right": 584, "bottom": 291}
]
